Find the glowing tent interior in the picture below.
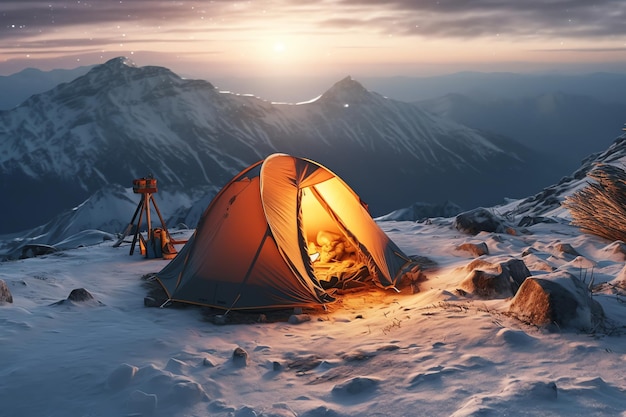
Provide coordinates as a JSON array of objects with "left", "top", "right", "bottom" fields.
[{"left": 155, "top": 153, "right": 418, "bottom": 310}]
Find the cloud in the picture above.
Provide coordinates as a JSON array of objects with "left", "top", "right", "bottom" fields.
[
  {"left": 327, "top": 0, "right": 626, "bottom": 40},
  {"left": 1, "top": 0, "right": 624, "bottom": 76},
  {"left": 2, "top": 0, "right": 624, "bottom": 43}
]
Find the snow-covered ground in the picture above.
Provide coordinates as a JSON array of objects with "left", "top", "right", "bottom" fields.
[{"left": 0, "top": 216, "right": 624, "bottom": 417}]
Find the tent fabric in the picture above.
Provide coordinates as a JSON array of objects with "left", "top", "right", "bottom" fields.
[{"left": 156, "top": 153, "right": 416, "bottom": 310}]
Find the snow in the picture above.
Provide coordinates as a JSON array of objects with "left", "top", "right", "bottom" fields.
[{"left": 0, "top": 218, "right": 624, "bottom": 417}]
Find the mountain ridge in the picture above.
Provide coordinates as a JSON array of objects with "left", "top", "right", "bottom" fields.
[{"left": 1, "top": 57, "right": 553, "bottom": 233}]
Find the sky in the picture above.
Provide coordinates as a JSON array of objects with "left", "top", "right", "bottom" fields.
[{"left": 1, "top": 0, "right": 626, "bottom": 80}]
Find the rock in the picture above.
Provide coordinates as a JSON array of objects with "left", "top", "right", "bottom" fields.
[
  {"left": 518, "top": 216, "right": 557, "bottom": 227},
  {"left": 128, "top": 390, "right": 158, "bottom": 416},
  {"left": 459, "top": 269, "right": 514, "bottom": 298},
  {"left": 459, "top": 258, "right": 530, "bottom": 298},
  {"left": 67, "top": 288, "right": 94, "bottom": 302},
  {"left": 508, "top": 273, "right": 604, "bottom": 331},
  {"left": 555, "top": 243, "right": 581, "bottom": 258},
  {"left": 259, "top": 403, "right": 297, "bottom": 417},
  {"left": 51, "top": 287, "right": 103, "bottom": 307},
  {"left": 203, "top": 357, "right": 216, "bottom": 367},
  {"left": 20, "top": 244, "right": 58, "bottom": 259},
  {"left": 463, "top": 259, "right": 495, "bottom": 272},
  {"left": 165, "top": 358, "right": 188, "bottom": 375},
  {"left": 168, "top": 380, "right": 207, "bottom": 405},
  {"left": 502, "top": 258, "right": 531, "bottom": 292},
  {"left": 521, "top": 247, "right": 538, "bottom": 257},
  {"left": 331, "top": 376, "right": 380, "bottom": 397},
  {"left": 502, "top": 380, "right": 558, "bottom": 401},
  {"left": 106, "top": 363, "right": 138, "bottom": 391},
  {"left": 454, "top": 207, "right": 505, "bottom": 235},
  {"left": 235, "top": 406, "right": 258, "bottom": 417},
  {"left": 601, "top": 240, "right": 626, "bottom": 261},
  {"left": 209, "top": 400, "right": 235, "bottom": 414},
  {"left": 232, "top": 347, "right": 248, "bottom": 367},
  {"left": 0, "top": 279, "right": 13, "bottom": 303},
  {"left": 456, "top": 242, "right": 489, "bottom": 257},
  {"left": 300, "top": 406, "right": 342, "bottom": 417},
  {"left": 288, "top": 314, "right": 311, "bottom": 324}
]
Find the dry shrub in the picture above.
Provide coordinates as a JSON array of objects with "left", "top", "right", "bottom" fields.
[{"left": 563, "top": 164, "right": 626, "bottom": 241}]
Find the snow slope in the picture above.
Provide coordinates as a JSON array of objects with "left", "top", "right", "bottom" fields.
[
  {"left": 0, "top": 214, "right": 624, "bottom": 417},
  {"left": 2, "top": 134, "right": 626, "bottom": 416}
]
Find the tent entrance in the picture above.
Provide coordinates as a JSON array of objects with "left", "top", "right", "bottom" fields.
[{"left": 301, "top": 185, "right": 373, "bottom": 290}]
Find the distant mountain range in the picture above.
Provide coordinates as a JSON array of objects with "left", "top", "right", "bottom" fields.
[
  {"left": 415, "top": 92, "right": 626, "bottom": 172},
  {"left": 0, "top": 57, "right": 556, "bottom": 236},
  {"left": 363, "top": 72, "right": 626, "bottom": 104},
  {"left": 0, "top": 65, "right": 93, "bottom": 110}
]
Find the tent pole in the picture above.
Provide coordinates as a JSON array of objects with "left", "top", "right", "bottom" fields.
[{"left": 224, "top": 228, "right": 271, "bottom": 311}]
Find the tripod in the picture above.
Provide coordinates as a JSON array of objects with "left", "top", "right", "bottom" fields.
[{"left": 113, "top": 176, "right": 178, "bottom": 258}]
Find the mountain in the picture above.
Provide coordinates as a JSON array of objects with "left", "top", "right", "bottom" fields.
[
  {"left": 0, "top": 65, "right": 93, "bottom": 110},
  {"left": 508, "top": 134, "right": 626, "bottom": 222},
  {"left": 361, "top": 72, "right": 626, "bottom": 104},
  {"left": 415, "top": 92, "right": 626, "bottom": 172},
  {"left": 375, "top": 201, "right": 463, "bottom": 222},
  {"left": 376, "top": 130, "right": 626, "bottom": 235},
  {"left": 0, "top": 183, "right": 205, "bottom": 260},
  {"left": 0, "top": 57, "right": 554, "bottom": 234}
]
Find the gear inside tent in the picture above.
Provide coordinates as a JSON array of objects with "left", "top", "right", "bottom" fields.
[{"left": 155, "top": 153, "right": 419, "bottom": 310}]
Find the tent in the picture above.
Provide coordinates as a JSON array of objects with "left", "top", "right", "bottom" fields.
[{"left": 156, "top": 153, "right": 418, "bottom": 310}]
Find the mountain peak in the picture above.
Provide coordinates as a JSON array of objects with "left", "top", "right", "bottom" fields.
[
  {"left": 72, "top": 56, "right": 184, "bottom": 93},
  {"left": 319, "top": 75, "right": 372, "bottom": 104},
  {"left": 103, "top": 56, "right": 138, "bottom": 69}
]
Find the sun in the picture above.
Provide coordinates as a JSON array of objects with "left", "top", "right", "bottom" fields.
[{"left": 273, "top": 42, "right": 286, "bottom": 53}]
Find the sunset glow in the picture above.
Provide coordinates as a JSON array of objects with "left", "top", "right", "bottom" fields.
[{"left": 0, "top": 0, "right": 625, "bottom": 79}]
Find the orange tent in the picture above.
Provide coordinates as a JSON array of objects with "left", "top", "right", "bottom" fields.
[{"left": 156, "top": 154, "right": 417, "bottom": 310}]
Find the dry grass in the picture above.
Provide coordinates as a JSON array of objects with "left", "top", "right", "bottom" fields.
[{"left": 564, "top": 164, "right": 626, "bottom": 242}]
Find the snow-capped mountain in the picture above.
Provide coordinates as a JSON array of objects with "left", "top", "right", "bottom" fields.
[{"left": 1, "top": 57, "right": 551, "bottom": 234}]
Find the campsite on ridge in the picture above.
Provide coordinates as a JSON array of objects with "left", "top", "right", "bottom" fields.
[
  {"left": 2, "top": 0, "right": 626, "bottom": 413},
  {"left": 0, "top": 136, "right": 625, "bottom": 416},
  {"left": 0, "top": 59, "right": 625, "bottom": 417}
]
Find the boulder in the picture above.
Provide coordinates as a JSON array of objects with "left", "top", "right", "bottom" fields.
[
  {"left": 456, "top": 242, "right": 489, "bottom": 257},
  {"left": 51, "top": 288, "right": 103, "bottom": 306},
  {"left": 0, "top": 279, "right": 13, "bottom": 303},
  {"left": 288, "top": 314, "right": 311, "bottom": 324},
  {"left": 68, "top": 288, "right": 94, "bottom": 302},
  {"left": 454, "top": 207, "right": 505, "bottom": 235},
  {"left": 459, "top": 269, "right": 511, "bottom": 298},
  {"left": 508, "top": 272, "right": 604, "bottom": 331},
  {"left": 518, "top": 216, "right": 557, "bottom": 227},
  {"left": 331, "top": 376, "right": 380, "bottom": 397},
  {"left": 555, "top": 243, "right": 581, "bottom": 258},
  {"left": 459, "top": 258, "right": 531, "bottom": 299},
  {"left": 232, "top": 347, "right": 248, "bottom": 367},
  {"left": 20, "top": 244, "right": 58, "bottom": 259},
  {"left": 502, "top": 258, "right": 531, "bottom": 291}
]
